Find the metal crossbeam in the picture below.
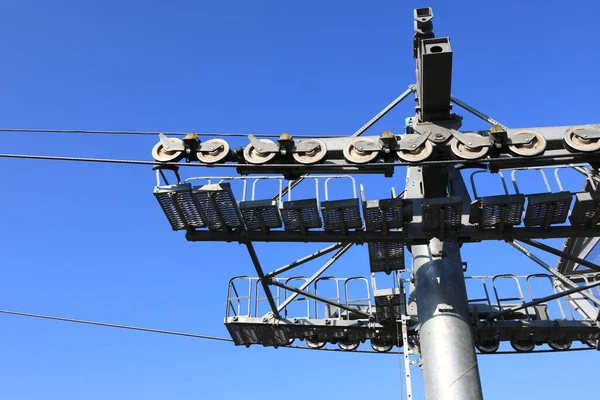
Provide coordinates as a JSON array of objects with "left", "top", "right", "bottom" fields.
[{"left": 186, "top": 225, "right": 600, "bottom": 244}]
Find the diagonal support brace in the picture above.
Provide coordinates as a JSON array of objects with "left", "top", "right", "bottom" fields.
[
  {"left": 508, "top": 240, "right": 600, "bottom": 308},
  {"left": 244, "top": 242, "right": 281, "bottom": 319},
  {"left": 521, "top": 238, "right": 600, "bottom": 273},
  {"left": 271, "top": 280, "right": 371, "bottom": 318},
  {"left": 487, "top": 279, "right": 600, "bottom": 320},
  {"left": 276, "top": 243, "right": 352, "bottom": 312}
]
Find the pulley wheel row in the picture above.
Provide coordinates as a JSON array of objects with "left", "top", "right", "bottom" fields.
[
  {"left": 152, "top": 134, "right": 230, "bottom": 164},
  {"left": 303, "top": 336, "right": 402, "bottom": 352},
  {"left": 243, "top": 138, "right": 327, "bottom": 165}
]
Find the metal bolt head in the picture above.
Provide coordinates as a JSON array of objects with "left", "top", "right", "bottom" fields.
[{"left": 435, "top": 133, "right": 443, "bottom": 139}]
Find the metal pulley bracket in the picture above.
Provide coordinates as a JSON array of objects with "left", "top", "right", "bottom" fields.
[
  {"left": 159, "top": 133, "right": 185, "bottom": 151},
  {"left": 248, "top": 134, "right": 279, "bottom": 154},
  {"left": 505, "top": 132, "right": 537, "bottom": 145},
  {"left": 450, "top": 129, "right": 492, "bottom": 148},
  {"left": 346, "top": 138, "right": 382, "bottom": 152},
  {"left": 570, "top": 126, "right": 600, "bottom": 140},
  {"left": 248, "top": 134, "right": 321, "bottom": 155},
  {"left": 292, "top": 140, "right": 321, "bottom": 153},
  {"left": 412, "top": 124, "right": 451, "bottom": 143},
  {"left": 197, "top": 140, "right": 224, "bottom": 152},
  {"left": 396, "top": 132, "right": 431, "bottom": 151}
]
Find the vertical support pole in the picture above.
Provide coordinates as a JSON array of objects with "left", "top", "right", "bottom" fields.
[
  {"left": 406, "top": 166, "right": 483, "bottom": 400},
  {"left": 398, "top": 276, "right": 413, "bottom": 400}
]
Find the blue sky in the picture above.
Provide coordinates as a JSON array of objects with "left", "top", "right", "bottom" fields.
[{"left": 0, "top": 1, "right": 598, "bottom": 399}]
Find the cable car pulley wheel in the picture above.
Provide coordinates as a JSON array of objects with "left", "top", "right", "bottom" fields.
[
  {"left": 397, "top": 140, "right": 433, "bottom": 162},
  {"left": 197, "top": 139, "right": 230, "bottom": 164},
  {"left": 563, "top": 126, "right": 600, "bottom": 152},
  {"left": 371, "top": 338, "right": 394, "bottom": 353},
  {"left": 243, "top": 139, "right": 277, "bottom": 164},
  {"left": 450, "top": 134, "right": 489, "bottom": 160},
  {"left": 343, "top": 138, "right": 379, "bottom": 164},
  {"left": 510, "top": 337, "right": 535, "bottom": 352},
  {"left": 152, "top": 138, "right": 185, "bottom": 162},
  {"left": 292, "top": 139, "right": 328, "bottom": 164},
  {"left": 508, "top": 130, "right": 547, "bottom": 157},
  {"left": 305, "top": 336, "right": 326, "bottom": 349},
  {"left": 338, "top": 338, "right": 360, "bottom": 351},
  {"left": 475, "top": 338, "right": 500, "bottom": 353}
]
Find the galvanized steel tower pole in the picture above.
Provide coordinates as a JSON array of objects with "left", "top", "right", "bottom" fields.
[{"left": 406, "top": 166, "right": 483, "bottom": 400}]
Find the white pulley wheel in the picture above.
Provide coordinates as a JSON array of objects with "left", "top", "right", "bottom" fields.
[
  {"left": 343, "top": 138, "right": 379, "bottom": 164},
  {"left": 508, "top": 130, "right": 546, "bottom": 156},
  {"left": 196, "top": 139, "right": 230, "bottom": 164},
  {"left": 563, "top": 126, "right": 600, "bottom": 152},
  {"left": 292, "top": 139, "right": 327, "bottom": 164},
  {"left": 450, "top": 134, "right": 490, "bottom": 160},
  {"left": 152, "top": 138, "right": 185, "bottom": 162},
  {"left": 243, "top": 139, "right": 277, "bottom": 164},
  {"left": 397, "top": 140, "right": 433, "bottom": 162}
]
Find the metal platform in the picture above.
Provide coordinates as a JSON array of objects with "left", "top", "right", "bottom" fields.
[{"left": 224, "top": 273, "right": 600, "bottom": 352}]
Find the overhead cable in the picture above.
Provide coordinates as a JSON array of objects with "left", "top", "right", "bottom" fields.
[
  {"left": 0, "top": 308, "right": 595, "bottom": 355},
  {"left": 0, "top": 152, "right": 593, "bottom": 170},
  {"left": 0, "top": 128, "right": 344, "bottom": 138},
  {"left": 0, "top": 309, "right": 233, "bottom": 341}
]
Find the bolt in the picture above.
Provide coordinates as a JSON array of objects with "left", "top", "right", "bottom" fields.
[
  {"left": 258, "top": 147, "right": 262, "bottom": 151},
  {"left": 233, "top": 316, "right": 238, "bottom": 321},
  {"left": 411, "top": 144, "right": 416, "bottom": 148},
  {"left": 294, "top": 318, "right": 299, "bottom": 324},
  {"left": 263, "top": 317, "right": 268, "bottom": 322},
  {"left": 326, "top": 319, "right": 331, "bottom": 325},
  {"left": 435, "top": 133, "right": 443, "bottom": 139},
  {"left": 358, "top": 146, "right": 363, "bottom": 150},
  {"left": 468, "top": 142, "right": 473, "bottom": 146}
]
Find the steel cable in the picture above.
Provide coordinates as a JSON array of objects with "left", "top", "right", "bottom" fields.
[
  {"left": 0, "top": 152, "right": 593, "bottom": 170},
  {"left": 0, "top": 128, "right": 345, "bottom": 138},
  {"left": 1, "top": 308, "right": 595, "bottom": 355}
]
